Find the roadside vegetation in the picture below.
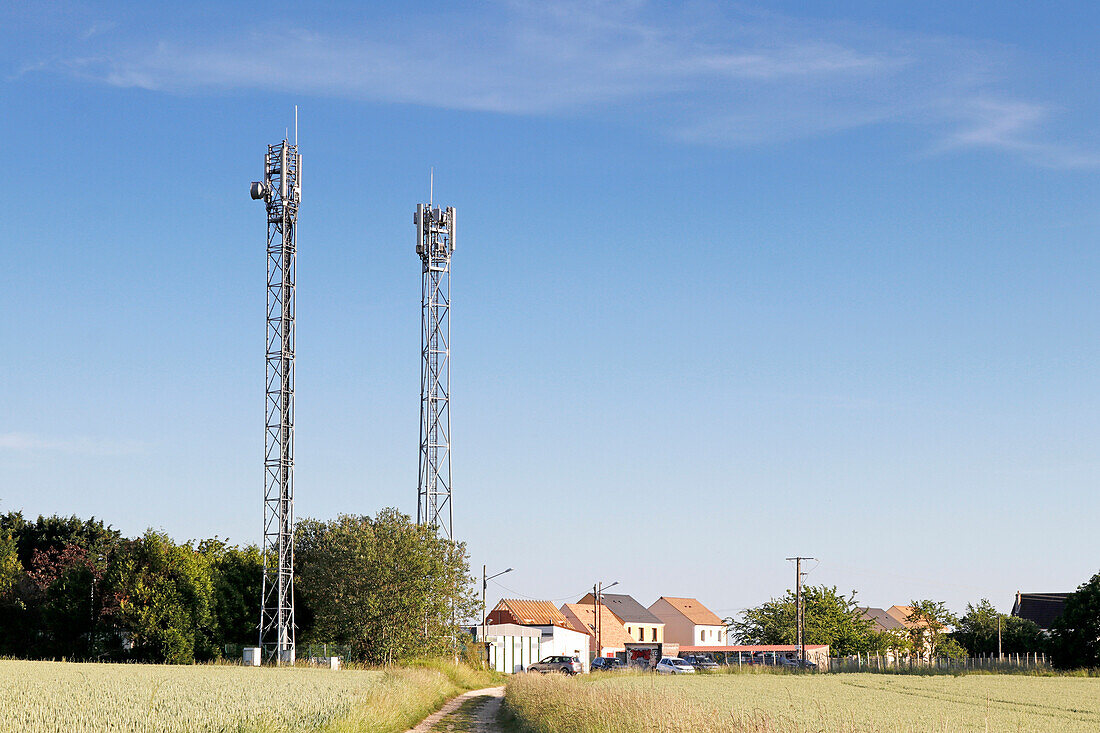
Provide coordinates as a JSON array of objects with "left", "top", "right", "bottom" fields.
[
  {"left": 503, "top": 670, "right": 1100, "bottom": 732},
  {"left": 1, "top": 658, "right": 496, "bottom": 733},
  {"left": 0, "top": 508, "right": 478, "bottom": 665},
  {"left": 728, "top": 577, "right": 1100, "bottom": 669}
]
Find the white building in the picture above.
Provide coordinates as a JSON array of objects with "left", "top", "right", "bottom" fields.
[
  {"left": 534, "top": 624, "right": 591, "bottom": 671},
  {"left": 472, "top": 624, "right": 541, "bottom": 674}
]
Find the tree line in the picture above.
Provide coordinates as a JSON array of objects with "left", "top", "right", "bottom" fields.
[
  {"left": 0, "top": 508, "right": 477, "bottom": 664},
  {"left": 727, "top": 579, "right": 1100, "bottom": 669}
]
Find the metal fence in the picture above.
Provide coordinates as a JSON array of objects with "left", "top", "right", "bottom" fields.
[{"left": 827, "top": 652, "right": 1049, "bottom": 673}]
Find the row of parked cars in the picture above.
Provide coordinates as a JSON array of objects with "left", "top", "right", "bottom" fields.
[{"left": 527, "top": 653, "right": 817, "bottom": 675}]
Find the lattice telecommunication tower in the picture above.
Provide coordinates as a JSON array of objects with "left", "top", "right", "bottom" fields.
[
  {"left": 415, "top": 194, "right": 456, "bottom": 539},
  {"left": 250, "top": 135, "right": 300, "bottom": 665}
]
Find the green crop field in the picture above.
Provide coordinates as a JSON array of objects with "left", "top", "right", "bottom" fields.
[
  {"left": 504, "top": 671, "right": 1100, "bottom": 733},
  {"left": 0, "top": 659, "right": 486, "bottom": 733}
]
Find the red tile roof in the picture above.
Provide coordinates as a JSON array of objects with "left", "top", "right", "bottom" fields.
[
  {"left": 680, "top": 645, "right": 828, "bottom": 652},
  {"left": 487, "top": 599, "right": 570, "bottom": 627},
  {"left": 654, "top": 597, "right": 724, "bottom": 625}
]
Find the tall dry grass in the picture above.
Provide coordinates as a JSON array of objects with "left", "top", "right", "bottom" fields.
[{"left": 502, "top": 669, "right": 1100, "bottom": 733}]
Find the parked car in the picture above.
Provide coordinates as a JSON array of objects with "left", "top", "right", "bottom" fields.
[
  {"left": 776, "top": 656, "right": 817, "bottom": 669},
  {"left": 683, "top": 655, "right": 719, "bottom": 670},
  {"left": 655, "top": 657, "right": 696, "bottom": 674},
  {"left": 591, "top": 657, "right": 626, "bottom": 671},
  {"left": 527, "top": 656, "right": 583, "bottom": 675}
]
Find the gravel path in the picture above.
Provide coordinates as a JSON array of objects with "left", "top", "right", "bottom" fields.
[{"left": 404, "top": 686, "right": 505, "bottom": 733}]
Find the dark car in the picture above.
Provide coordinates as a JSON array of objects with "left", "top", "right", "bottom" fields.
[
  {"left": 683, "top": 655, "right": 719, "bottom": 670},
  {"left": 591, "top": 657, "right": 626, "bottom": 671},
  {"left": 777, "top": 656, "right": 817, "bottom": 669}
]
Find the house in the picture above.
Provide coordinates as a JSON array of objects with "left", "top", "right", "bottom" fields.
[
  {"left": 560, "top": 603, "right": 635, "bottom": 658},
  {"left": 485, "top": 599, "right": 590, "bottom": 670},
  {"left": 882, "top": 605, "right": 950, "bottom": 661},
  {"left": 648, "top": 596, "right": 727, "bottom": 646},
  {"left": 578, "top": 592, "right": 665, "bottom": 644},
  {"left": 885, "top": 605, "right": 918, "bottom": 628},
  {"left": 860, "top": 607, "right": 906, "bottom": 633},
  {"left": 1012, "top": 592, "right": 1069, "bottom": 632}
]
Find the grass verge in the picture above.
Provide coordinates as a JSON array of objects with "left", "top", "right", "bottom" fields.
[{"left": 322, "top": 661, "right": 501, "bottom": 733}]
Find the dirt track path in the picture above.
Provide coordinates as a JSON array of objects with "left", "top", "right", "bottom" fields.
[{"left": 404, "top": 686, "right": 505, "bottom": 732}]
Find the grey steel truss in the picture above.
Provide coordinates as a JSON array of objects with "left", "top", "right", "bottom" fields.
[
  {"left": 251, "top": 139, "right": 300, "bottom": 665},
  {"left": 415, "top": 201, "right": 456, "bottom": 539}
]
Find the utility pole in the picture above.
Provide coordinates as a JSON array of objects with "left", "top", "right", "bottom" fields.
[
  {"left": 997, "top": 615, "right": 1002, "bottom": 661},
  {"left": 786, "top": 557, "right": 814, "bottom": 663}
]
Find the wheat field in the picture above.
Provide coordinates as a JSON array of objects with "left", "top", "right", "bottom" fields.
[
  {"left": 504, "top": 671, "right": 1100, "bottom": 733},
  {"left": 0, "top": 659, "right": 472, "bottom": 733}
]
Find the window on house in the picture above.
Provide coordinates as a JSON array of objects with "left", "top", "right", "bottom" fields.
[
  {"left": 638, "top": 627, "right": 644, "bottom": 640},
  {"left": 627, "top": 627, "right": 632, "bottom": 635},
  {"left": 651, "top": 628, "right": 657, "bottom": 641},
  {"left": 700, "top": 630, "right": 705, "bottom": 642}
]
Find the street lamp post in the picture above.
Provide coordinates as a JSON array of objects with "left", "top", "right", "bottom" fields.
[
  {"left": 594, "top": 580, "right": 619, "bottom": 660},
  {"left": 482, "top": 565, "right": 513, "bottom": 668}
]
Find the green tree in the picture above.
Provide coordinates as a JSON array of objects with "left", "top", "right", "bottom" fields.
[
  {"left": 296, "top": 509, "right": 479, "bottom": 664},
  {"left": 952, "top": 599, "right": 1043, "bottom": 656},
  {"left": 113, "top": 531, "right": 215, "bottom": 664},
  {"left": 0, "top": 512, "right": 121, "bottom": 659},
  {"left": 728, "top": 586, "right": 874, "bottom": 656},
  {"left": 1048, "top": 571, "right": 1100, "bottom": 670},
  {"left": 904, "top": 600, "right": 957, "bottom": 660},
  {"left": 199, "top": 538, "right": 263, "bottom": 654},
  {"left": 0, "top": 527, "right": 20, "bottom": 597}
]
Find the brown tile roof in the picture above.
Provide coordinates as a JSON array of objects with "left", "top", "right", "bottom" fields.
[
  {"left": 487, "top": 599, "right": 570, "bottom": 627},
  {"left": 860, "top": 607, "right": 905, "bottom": 632},
  {"left": 560, "top": 603, "right": 636, "bottom": 648},
  {"left": 886, "top": 605, "right": 926, "bottom": 629},
  {"left": 655, "top": 597, "right": 723, "bottom": 626}
]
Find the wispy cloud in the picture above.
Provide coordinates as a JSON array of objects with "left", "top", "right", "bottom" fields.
[
  {"left": 24, "top": 1, "right": 1099, "bottom": 167},
  {"left": 0, "top": 432, "right": 145, "bottom": 456},
  {"left": 82, "top": 21, "right": 117, "bottom": 40}
]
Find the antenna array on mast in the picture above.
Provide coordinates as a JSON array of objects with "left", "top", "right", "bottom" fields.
[
  {"left": 415, "top": 191, "right": 456, "bottom": 539},
  {"left": 251, "top": 131, "right": 301, "bottom": 665}
]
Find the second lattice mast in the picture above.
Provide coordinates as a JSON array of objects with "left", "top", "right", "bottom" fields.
[{"left": 415, "top": 196, "right": 456, "bottom": 539}]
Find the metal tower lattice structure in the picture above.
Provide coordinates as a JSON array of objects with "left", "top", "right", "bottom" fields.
[
  {"left": 251, "top": 137, "right": 301, "bottom": 665},
  {"left": 415, "top": 198, "right": 456, "bottom": 539}
]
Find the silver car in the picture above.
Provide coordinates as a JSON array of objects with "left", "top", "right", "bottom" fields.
[
  {"left": 527, "top": 655, "right": 583, "bottom": 675},
  {"left": 655, "top": 657, "right": 696, "bottom": 674}
]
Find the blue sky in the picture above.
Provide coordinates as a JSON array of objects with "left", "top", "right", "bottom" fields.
[{"left": 2, "top": 1, "right": 1099, "bottom": 620}]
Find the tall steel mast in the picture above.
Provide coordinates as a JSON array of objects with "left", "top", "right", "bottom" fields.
[
  {"left": 415, "top": 192, "right": 456, "bottom": 539},
  {"left": 251, "top": 134, "right": 300, "bottom": 665}
]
